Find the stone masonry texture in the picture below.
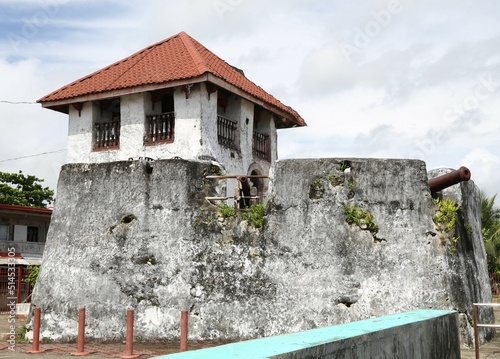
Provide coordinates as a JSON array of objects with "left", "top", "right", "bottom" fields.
[{"left": 31, "top": 158, "right": 492, "bottom": 345}]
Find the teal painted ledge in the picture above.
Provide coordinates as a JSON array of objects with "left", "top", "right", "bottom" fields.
[{"left": 155, "top": 309, "right": 458, "bottom": 359}]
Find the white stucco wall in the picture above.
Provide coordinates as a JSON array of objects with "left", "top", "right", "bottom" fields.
[
  {"left": 67, "top": 102, "right": 94, "bottom": 163},
  {"left": 64, "top": 83, "right": 275, "bottom": 191},
  {"left": 136, "top": 88, "right": 203, "bottom": 160}
]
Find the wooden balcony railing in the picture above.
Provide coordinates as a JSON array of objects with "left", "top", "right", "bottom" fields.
[
  {"left": 145, "top": 112, "right": 175, "bottom": 144},
  {"left": 94, "top": 121, "right": 120, "bottom": 150},
  {"left": 253, "top": 131, "right": 271, "bottom": 161},
  {"left": 217, "top": 115, "right": 238, "bottom": 149}
]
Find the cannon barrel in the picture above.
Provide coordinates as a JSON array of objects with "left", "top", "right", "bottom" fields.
[{"left": 428, "top": 166, "right": 471, "bottom": 194}]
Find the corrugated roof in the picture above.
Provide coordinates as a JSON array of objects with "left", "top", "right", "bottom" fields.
[{"left": 38, "top": 31, "right": 305, "bottom": 127}]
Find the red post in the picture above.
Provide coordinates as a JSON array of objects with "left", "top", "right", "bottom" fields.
[
  {"left": 27, "top": 307, "right": 45, "bottom": 353},
  {"left": 120, "top": 308, "right": 139, "bottom": 359},
  {"left": 180, "top": 310, "right": 188, "bottom": 352},
  {"left": 71, "top": 307, "right": 89, "bottom": 356}
]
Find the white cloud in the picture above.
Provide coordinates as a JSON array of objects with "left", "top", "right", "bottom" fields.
[
  {"left": 461, "top": 149, "right": 500, "bottom": 197},
  {"left": 0, "top": 0, "right": 499, "bottom": 199}
]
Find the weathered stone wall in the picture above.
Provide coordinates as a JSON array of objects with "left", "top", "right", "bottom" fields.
[
  {"left": 31, "top": 158, "right": 491, "bottom": 345},
  {"left": 428, "top": 168, "right": 493, "bottom": 344}
]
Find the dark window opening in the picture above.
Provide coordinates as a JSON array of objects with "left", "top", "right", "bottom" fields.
[
  {"left": 27, "top": 226, "right": 38, "bottom": 242},
  {"left": 253, "top": 132, "right": 270, "bottom": 161},
  {"left": 0, "top": 225, "right": 8, "bottom": 241},
  {"left": 94, "top": 98, "right": 121, "bottom": 150},
  {"left": 253, "top": 106, "right": 261, "bottom": 127},
  {"left": 252, "top": 106, "right": 270, "bottom": 161},
  {"left": 161, "top": 93, "right": 174, "bottom": 113},
  {"left": 217, "top": 91, "right": 228, "bottom": 113},
  {"left": 146, "top": 93, "right": 175, "bottom": 146},
  {"left": 217, "top": 115, "right": 238, "bottom": 149}
]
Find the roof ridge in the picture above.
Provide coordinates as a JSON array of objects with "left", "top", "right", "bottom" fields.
[{"left": 178, "top": 32, "right": 210, "bottom": 74}]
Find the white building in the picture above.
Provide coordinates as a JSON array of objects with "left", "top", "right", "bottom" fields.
[{"left": 38, "top": 32, "right": 306, "bottom": 199}]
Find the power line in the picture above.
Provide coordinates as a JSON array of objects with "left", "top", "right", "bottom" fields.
[
  {"left": 0, "top": 149, "right": 67, "bottom": 163},
  {"left": 0, "top": 101, "right": 37, "bottom": 104}
]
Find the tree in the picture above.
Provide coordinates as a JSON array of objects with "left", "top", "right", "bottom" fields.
[
  {"left": 0, "top": 171, "right": 54, "bottom": 208},
  {"left": 481, "top": 191, "right": 500, "bottom": 273},
  {"left": 23, "top": 265, "right": 40, "bottom": 287}
]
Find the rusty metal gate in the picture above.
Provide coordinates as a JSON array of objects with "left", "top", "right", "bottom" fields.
[{"left": 0, "top": 266, "right": 33, "bottom": 312}]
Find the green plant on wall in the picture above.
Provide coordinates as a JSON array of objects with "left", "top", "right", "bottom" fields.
[
  {"left": 433, "top": 198, "right": 460, "bottom": 253},
  {"left": 339, "top": 160, "right": 351, "bottom": 172},
  {"left": 433, "top": 198, "right": 459, "bottom": 232},
  {"left": 344, "top": 203, "right": 379, "bottom": 233},
  {"left": 218, "top": 203, "right": 235, "bottom": 219},
  {"left": 243, "top": 203, "right": 265, "bottom": 229}
]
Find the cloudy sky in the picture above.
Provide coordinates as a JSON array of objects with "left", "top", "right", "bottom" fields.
[{"left": 0, "top": 0, "right": 499, "bottom": 198}]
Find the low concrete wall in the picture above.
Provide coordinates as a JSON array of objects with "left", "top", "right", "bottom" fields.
[{"left": 158, "top": 310, "right": 460, "bottom": 359}]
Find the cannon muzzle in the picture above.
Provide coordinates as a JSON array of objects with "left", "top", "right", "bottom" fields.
[{"left": 428, "top": 166, "right": 471, "bottom": 194}]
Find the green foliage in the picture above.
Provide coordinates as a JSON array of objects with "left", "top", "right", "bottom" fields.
[
  {"left": 16, "top": 325, "right": 29, "bottom": 343},
  {"left": 433, "top": 198, "right": 460, "bottom": 253},
  {"left": 339, "top": 160, "right": 351, "bottom": 172},
  {"left": 0, "top": 171, "right": 54, "bottom": 208},
  {"left": 348, "top": 181, "right": 354, "bottom": 191},
  {"left": 23, "top": 265, "right": 40, "bottom": 287},
  {"left": 449, "top": 237, "right": 459, "bottom": 254},
  {"left": 480, "top": 192, "right": 500, "bottom": 273},
  {"left": 218, "top": 203, "right": 235, "bottom": 219},
  {"left": 344, "top": 203, "right": 378, "bottom": 233},
  {"left": 433, "top": 198, "right": 459, "bottom": 232},
  {"left": 243, "top": 203, "right": 265, "bottom": 229}
]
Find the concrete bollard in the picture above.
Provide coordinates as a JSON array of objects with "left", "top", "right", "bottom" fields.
[
  {"left": 71, "top": 307, "right": 89, "bottom": 356},
  {"left": 27, "top": 307, "right": 45, "bottom": 353},
  {"left": 180, "top": 310, "right": 188, "bottom": 352},
  {"left": 120, "top": 308, "right": 139, "bottom": 359}
]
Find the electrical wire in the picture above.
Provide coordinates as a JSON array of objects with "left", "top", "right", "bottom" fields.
[
  {"left": 0, "top": 149, "right": 66, "bottom": 163},
  {"left": 0, "top": 101, "right": 37, "bottom": 104}
]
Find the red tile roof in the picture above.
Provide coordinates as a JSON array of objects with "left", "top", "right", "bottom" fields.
[
  {"left": 38, "top": 31, "right": 305, "bottom": 127},
  {"left": 0, "top": 204, "right": 53, "bottom": 215}
]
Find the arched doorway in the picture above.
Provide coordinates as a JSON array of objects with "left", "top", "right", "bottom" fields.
[{"left": 247, "top": 163, "right": 268, "bottom": 204}]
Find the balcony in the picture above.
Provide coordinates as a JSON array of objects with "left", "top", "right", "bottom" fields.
[
  {"left": 94, "top": 121, "right": 120, "bottom": 150},
  {"left": 217, "top": 115, "right": 238, "bottom": 149},
  {"left": 253, "top": 131, "right": 271, "bottom": 161},
  {"left": 145, "top": 112, "right": 175, "bottom": 144},
  {"left": 0, "top": 240, "right": 45, "bottom": 257}
]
